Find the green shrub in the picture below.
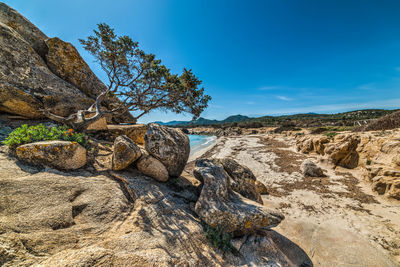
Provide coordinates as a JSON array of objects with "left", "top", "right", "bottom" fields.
[
  {"left": 323, "top": 131, "right": 339, "bottom": 139},
  {"left": 203, "top": 224, "right": 238, "bottom": 255},
  {"left": 366, "top": 159, "right": 372, "bottom": 165},
  {"left": 2, "top": 124, "right": 88, "bottom": 149}
]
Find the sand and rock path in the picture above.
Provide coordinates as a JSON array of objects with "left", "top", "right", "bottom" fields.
[{"left": 197, "top": 134, "right": 400, "bottom": 267}]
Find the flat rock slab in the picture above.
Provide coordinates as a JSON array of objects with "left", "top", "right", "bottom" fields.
[
  {"left": 16, "top": 140, "right": 87, "bottom": 170},
  {"left": 107, "top": 124, "right": 147, "bottom": 145}
]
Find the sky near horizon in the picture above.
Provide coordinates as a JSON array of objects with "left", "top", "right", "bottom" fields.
[{"left": 4, "top": 0, "right": 400, "bottom": 123}]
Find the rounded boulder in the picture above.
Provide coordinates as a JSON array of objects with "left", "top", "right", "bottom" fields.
[{"left": 144, "top": 123, "right": 190, "bottom": 177}]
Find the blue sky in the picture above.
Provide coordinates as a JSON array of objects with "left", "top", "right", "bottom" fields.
[{"left": 5, "top": 0, "right": 400, "bottom": 122}]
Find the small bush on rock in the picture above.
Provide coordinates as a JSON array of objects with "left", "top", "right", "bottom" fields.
[
  {"left": 2, "top": 124, "right": 88, "bottom": 149},
  {"left": 203, "top": 224, "right": 238, "bottom": 255}
]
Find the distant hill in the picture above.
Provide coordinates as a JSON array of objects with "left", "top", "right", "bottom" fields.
[
  {"left": 154, "top": 109, "right": 399, "bottom": 128},
  {"left": 155, "top": 115, "right": 250, "bottom": 126}
]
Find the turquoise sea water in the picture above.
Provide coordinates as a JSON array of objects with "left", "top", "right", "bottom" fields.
[{"left": 188, "top": 134, "right": 216, "bottom": 155}]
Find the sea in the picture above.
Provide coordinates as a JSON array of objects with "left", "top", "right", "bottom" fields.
[{"left": 188, "top": 134, "right": 217, "bottom": 156}]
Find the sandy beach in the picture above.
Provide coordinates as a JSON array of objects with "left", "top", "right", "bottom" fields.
[
  {"left": 187, "top": 133, "right": 400, "bottom": 266},
  {"left": 188, "top": 135, "right": 217, "bottom": 161}
]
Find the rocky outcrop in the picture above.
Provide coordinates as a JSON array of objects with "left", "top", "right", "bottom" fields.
[
  {"left": 220, "top": 157, "right": 263, "bottom": 203},
  {"left": 325, "top": 134, "right": 360, "bottom": 169},
  {"left": 0, "top": 2, "right": 47, "bottom": 47},
  {"left": 44, "top": 37, "right": 107, "bottom": 99},
  {"left": 296, "top": 136, "right": 314, "bottom": 154},
  {"left": 16, "top": 141, "right": 87, "bottom": 170},
  {"left": 136, "top": 154, "right": 169, "bottom": 182},
  {"left": 0, "top": 4, "right": 94, "bottom": 118},
  {"left": 112, "top": 135, "right": 141, "bottom": 171},
  {"left": 312, "top": 136, "right": 330, "bottom": 155},
  {"left": 0, "top": 151, "right": 312, "bottom": 266},
  {"left": 145, "top": 123, "right": 190, "bottom": 177},
  {"left": 0, "top": 3, "right": 133, "bottom": 123},
  {"left": 194, "top": 159, "right": 284, "bottom": 235},
  {"left": 297, "top": 134, "right": 360, "bottom": 169},
  {"left": 301, "top": 159, "right": 324, "bottom": 177}
]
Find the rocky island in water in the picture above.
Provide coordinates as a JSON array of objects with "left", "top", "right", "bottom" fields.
[{"left": 0, "top": 2, "right": 399, "bottom": 267}]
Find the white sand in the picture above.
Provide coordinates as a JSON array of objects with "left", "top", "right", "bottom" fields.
[
  {"left": 188, "top": 136, "right": 217, "bottom": 161},
  {"left": 210, "top": 134, "right": 400, "bottom": 266}
]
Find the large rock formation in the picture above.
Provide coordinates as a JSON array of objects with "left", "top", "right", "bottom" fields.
[
  {"left": 145, "top": 123, "right": 190, "bottom": 177},
  {"left": 193, "top": 159, "right": 284, "bottom": 235},
  {"left": 0, "top": 3, "right": 132, "bottom": 122},
  {"left": 44, "top": 37, "right": 107, "bottom": 99},
  {"left": 325, "top": 134, "right": 360, "bottom": 169},
  {"left": 16, "top": 140, "right": 87, "bottom": 170},
  {"left": 220, "top": 157, "right": 263, "bottom": 204},
  {"left": 0, "top": 151, "right": 309, "bottom": 266}
]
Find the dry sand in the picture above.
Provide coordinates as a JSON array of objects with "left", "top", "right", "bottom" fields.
[{"left": 190, "top": 134, "right": 400, "bottom": 267}]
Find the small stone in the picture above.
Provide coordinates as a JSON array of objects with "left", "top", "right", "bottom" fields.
[
  {"left": 136, "top": 154, "right": 169, "bottom": 182},
  {"left": 301, "top": 159, "right": 325, "bottom": 177},
  {"left": 112, "top": 135, "right": 141, "bottom": 171}
]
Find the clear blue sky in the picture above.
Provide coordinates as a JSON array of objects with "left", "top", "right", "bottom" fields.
[{"left": 4, "top": 0, "right": 400, "bottom": 123}]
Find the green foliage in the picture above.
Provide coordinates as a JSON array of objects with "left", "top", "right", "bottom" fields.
[
  {"left": 79, "top": 23, "right": 211, "bottom": 121},
  {"left": 203, "top": 224, "right": 238, "bottom": 255},
  {"left": 172, "top": 109, "right": 397, "bottom": 129},
  {"left": 366, "top": 159, "right": 372, "bottom": 165},
  {"left": 2, "top": 124, "right": 88, "bottom": 149},
  {"left": 323, "top": 131, "right": 339, "bottom": 139}
]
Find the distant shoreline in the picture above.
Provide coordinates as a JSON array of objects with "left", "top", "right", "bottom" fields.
[{"left": 188, "top": 135, "right": 217, "bottom": 161}]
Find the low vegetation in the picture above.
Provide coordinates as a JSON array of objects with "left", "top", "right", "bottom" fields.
[
  {"left": 202, "top": 224, "right": 239, "bottom": 255},
  {"left": 2, "top": 124, "right": 88, "bottom": 149},
  {"left": 171, "top": 109, "right": 398, "bottom": 129}
]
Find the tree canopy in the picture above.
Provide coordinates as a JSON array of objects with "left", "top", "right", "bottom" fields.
[{"left": 79, "top": 23, "right": 211, "bottom": 122}]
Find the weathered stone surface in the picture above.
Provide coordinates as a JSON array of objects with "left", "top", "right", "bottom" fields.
[
  {"left": 44, "top": 37, "right": 107, "bottom": 99},
  {"left": 0, "top": 3, "right": 133, "bottom": 123},
  {"left": 112, "top": 135, "right": 141, "bottom": 171},
  {"left": 0, "top": 20, "right": 93, "bottom": 118},
  {"left": 107, "top": 124, "right": 147, "bottom": 145},
  {"left": 220, "top": 157, "right": 263, "bottom": 204},
  {"left": 16, "top": 141, "right": 86, "bottom": 170},
  {"left": 301, "top": 159, "right": 325, "bottom": 177},
  {"left": 372, "top": 176, "right": 400, "bottom": 200},
  {"left": 255, "top": 180, "right": 269, "bottom": 195},
  {"left": 325, "top": 134, "right": 360, "bottom": 169},
  {"left": 296, "top": 136, "right": 314, "bottom": 154},
  {"left": 85, "top": 116, "right": 108, "bottom": 131},
  {"left": 392, "top": 154, "right": 400, "bottom": 167},
  {"left": 313, "top": 136, "right": 330, "bottom": 155},
  {"left": 136, "top": 154, "right": 169, "bottom": 182},
  {"left": 388, "top": 180, "right": 400, "bottom": 200},
  {"left": 0, "top": 3, "right": 47, "bottom": 46},
  {"left": 0, "top": 145, "right": 311, "bottom": 266},
  {"left": 145, "top": 123, "right": 190, "bottom": 177},
  {"left": 194, "top": 159, "right": 284, "bottom": 235}
]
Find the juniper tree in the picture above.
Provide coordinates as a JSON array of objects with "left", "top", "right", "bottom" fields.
[{"left": 43, "top": 23, "right": 210, "bottom": 130}]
